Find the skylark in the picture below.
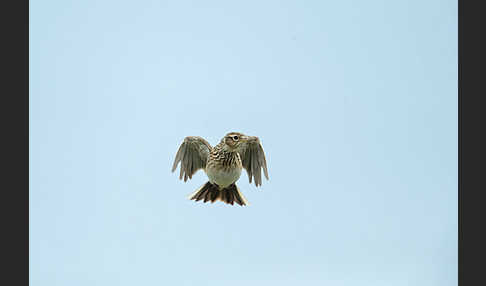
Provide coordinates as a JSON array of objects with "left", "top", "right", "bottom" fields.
[{"left": 171, "top": 132, "right": 269, "bottom": 206}]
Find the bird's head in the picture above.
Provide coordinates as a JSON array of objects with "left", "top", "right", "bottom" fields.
[{"left": 223, "top": 132, "right": 249, "bottom": 150}]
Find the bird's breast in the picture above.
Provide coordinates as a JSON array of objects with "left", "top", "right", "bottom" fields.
[{"left": 205, "top": 159, "right": 242, "bottom": 189}]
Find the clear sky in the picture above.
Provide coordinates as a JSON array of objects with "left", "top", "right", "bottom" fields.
[{"left": 30, "top": 0, "right": 457, "bottom": 285}]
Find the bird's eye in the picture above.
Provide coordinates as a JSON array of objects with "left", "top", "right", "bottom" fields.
[{"left": 232, "top": 135, "right": 239, "bottom": 141}]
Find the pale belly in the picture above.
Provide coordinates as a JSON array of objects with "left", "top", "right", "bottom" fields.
[{"left": 205, "top": 166, "right": 242, "bottom": 189}]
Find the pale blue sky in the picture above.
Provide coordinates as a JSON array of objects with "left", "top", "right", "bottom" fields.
[{"left": 30, "top": 0, "right": 457, "bottom": 285}]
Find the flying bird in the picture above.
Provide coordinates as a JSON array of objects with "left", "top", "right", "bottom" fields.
[{"left": 171, "top": 132, "right": 269, "bottom": 206}]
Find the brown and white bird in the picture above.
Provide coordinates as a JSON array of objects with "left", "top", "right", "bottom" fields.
[{"left": 171, "top": 132, "right": 269, "bottom": 206}]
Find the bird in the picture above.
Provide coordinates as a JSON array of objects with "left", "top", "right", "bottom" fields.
[{"left": 171, "top": 132, "right": 269, "bottom": 206}]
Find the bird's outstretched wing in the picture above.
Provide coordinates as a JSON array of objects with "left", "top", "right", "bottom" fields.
[
  {"left": 172, "top": 136, "right": 212, "bottom": 182},
  {"left": 238, "top": 136, "right": 269, "bottom": 187}
]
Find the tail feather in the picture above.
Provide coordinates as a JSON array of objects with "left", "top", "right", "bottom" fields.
[{"left": 188, "top": 182, "right": 249, "bottom": 206}]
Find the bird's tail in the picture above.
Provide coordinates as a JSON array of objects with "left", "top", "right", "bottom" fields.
[{"left": 188, "top": 181, "right": 249, "bottom": 206}]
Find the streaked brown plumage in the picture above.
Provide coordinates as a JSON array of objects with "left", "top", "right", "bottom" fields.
[{"left": 171, "top": 132, "right": 269, "bottom": 206}]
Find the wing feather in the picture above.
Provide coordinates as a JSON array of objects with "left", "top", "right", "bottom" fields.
[
  {"left": 172, "top": 136, "right": 212, "bottom": 181},
  {"left": 238, "top": 136, "right": 269, "bottom": 187}
]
